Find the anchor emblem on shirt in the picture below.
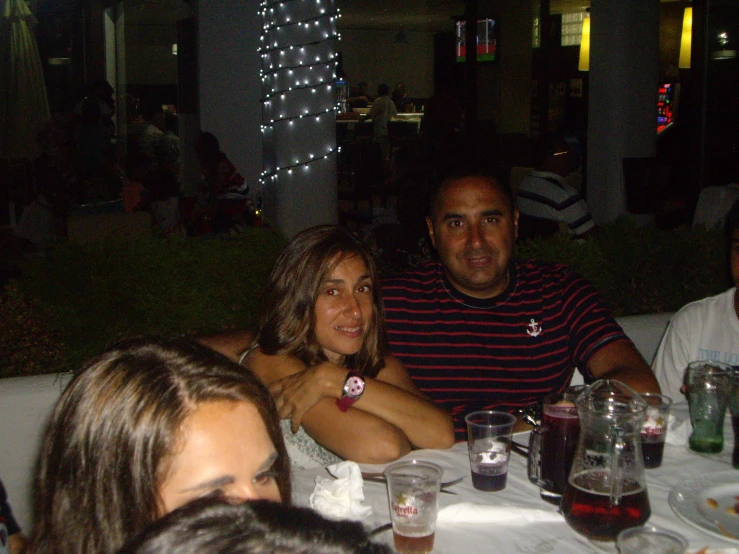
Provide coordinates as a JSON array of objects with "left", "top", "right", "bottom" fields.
[{"left": 527, "top": 319, "right": 542, "bottom": 337}]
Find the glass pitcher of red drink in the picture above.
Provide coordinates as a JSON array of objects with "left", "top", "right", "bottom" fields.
[{"left": 561, "top": 380, "right": 651, "bottom": 542}]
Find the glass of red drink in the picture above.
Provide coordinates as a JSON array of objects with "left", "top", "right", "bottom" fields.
[
  {"left": 464, "top": 411, "right": 516, "bottom": 492},
  {"left": 384, "top": 460, "right": 442, "bottom": 554},
  {"left": 639, "top": 393, "right": 672, "bottom": 469},
  {"left": 527, "top": 389, "right": 582, "bottom": 504}
]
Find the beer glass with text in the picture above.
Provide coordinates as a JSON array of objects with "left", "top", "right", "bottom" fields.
[{"left": 384, "top": 460, "right": 442, "bottom": 554}]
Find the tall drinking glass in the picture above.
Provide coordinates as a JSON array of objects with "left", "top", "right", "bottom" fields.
[{"left": 686, "top": 361, "right": 732, "bottom": 453}]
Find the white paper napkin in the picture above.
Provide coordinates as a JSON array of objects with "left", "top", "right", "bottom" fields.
[
  {"left": 666, "top": 414, "right": 691, "bottom": 446},
  {"left": 437, "top": 502, "right": 562, "bottom": 525},
  {"left": 309, "top": 461, "right": 373, "bottom": 521}
]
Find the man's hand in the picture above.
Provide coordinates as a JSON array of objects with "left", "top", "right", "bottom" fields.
[
  {"left": 9, "top": 532, "right": 29, "bottom": 554},
  {"left": 268, "top": 364, "right": 344, "bottom": 433}
]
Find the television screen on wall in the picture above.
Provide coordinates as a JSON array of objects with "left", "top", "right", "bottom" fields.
[{"left": 455, "top": 18, "right": 496, "bottom": 63}]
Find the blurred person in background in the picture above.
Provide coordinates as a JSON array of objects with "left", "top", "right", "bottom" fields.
[
  {"left": 192, "top": 131, "right": 252, "bottom": 235},
  {"left": 368, "top": 84, "right": 397, "bottom": 166}
]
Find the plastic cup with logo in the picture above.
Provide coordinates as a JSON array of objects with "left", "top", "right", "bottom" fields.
[
  {"left": 640, "top": 393, "right": 672, "bottom": 469},
  {"left": 384, "top": 460, "right": 442, "bottom": 554},
  {"left": 465, "top": 411, "right": 516, "bottom": 492}
]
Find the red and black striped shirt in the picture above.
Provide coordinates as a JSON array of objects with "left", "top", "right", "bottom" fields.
[{"left": 381, "top": 260, "right": 628, "bottom": 440}]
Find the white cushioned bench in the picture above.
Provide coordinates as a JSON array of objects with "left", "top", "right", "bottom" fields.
[{"left": 0, "top": 312, "right": 673, "bottom": 531}]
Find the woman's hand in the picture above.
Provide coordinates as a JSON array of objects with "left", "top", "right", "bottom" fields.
[{"left": 269, "top": 364, "right": 344, "bottom": 433}]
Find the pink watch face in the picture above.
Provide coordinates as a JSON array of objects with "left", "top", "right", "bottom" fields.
[{"left": 345, "top": 375, "right": 365, "bottom": 398}]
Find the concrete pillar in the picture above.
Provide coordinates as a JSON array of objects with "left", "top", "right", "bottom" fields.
[
  {"left": 260, "top": 0, "right": 338, "bottom": 237},
  {"left": 586, "top": 0, "right": 659, "bottom": 223},
  {"left": 497, "top": 0, "right": 532, "bottom": 135},
  {"left": 198, "top": 0, "right": 337, "bottom": 237}
]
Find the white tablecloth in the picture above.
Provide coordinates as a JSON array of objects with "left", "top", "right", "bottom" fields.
[{"left": 291, "top": 402, "right": 739, "bottom": 554}]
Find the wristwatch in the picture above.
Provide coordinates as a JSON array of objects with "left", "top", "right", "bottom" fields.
[{"left": 336, "top": 371, "right": 366, "bottom": 412}]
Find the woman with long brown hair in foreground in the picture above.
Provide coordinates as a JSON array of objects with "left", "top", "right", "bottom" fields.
[{"left": 29, "top": 337, "right": 289, "bottom": 554}]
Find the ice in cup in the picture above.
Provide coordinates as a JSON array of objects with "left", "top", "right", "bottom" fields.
[
  {"left": 686, "top": 361, "right": 732, "bottom": 453},
  {"left": 464, "top": 411, "right": 516, "bottom": 492},
  {"left": 617, "top": 525, "right": 688, "bottom": 554},
  {"left": 384, "top": 460, "right": 442, "bottom": 554},
  {"left": 640, "top": 393, "right": 672, "bottom": 469}
]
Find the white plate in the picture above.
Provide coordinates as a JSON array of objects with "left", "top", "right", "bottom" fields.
[{"left": 669, "top": 471, "right": 739, "bottom": 543}]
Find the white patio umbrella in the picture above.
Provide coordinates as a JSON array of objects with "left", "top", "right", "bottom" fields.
[{"left": 0, "top": 0, "right": 50, "bottom": 161}]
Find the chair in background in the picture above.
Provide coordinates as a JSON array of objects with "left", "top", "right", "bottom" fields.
[
  {"left": 388, "top": 120, "right": 419, "bottom": 145},
  {"left": 564, "top": 171, "right": 583, "bottom": 193},
  {"left": 693, "top": 183, "right": 739, "bottom": 228},
  {"left": 338, "top": 141, "right": 385, "bottom": 226},
  {"left": 517, "top": 213, "right": 560, "bottom": 242},
  {"left": 623, "top": 157, "right": 658, "bottom": 214},
  {"left": 353, "top": 122, "right": 373, "bottom": 142},
  {"left": 500, "top": 133, "right": 533, "bottom": 170},
  {"left": 508, "top": 166, "right": 533, "bottom": 196},
  {"left": 377, "top": 122, "right": 419, "bottom": 206}
]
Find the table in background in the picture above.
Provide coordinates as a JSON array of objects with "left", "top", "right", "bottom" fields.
[
  {"left": 336, "top": 114, "right": 422, "bottom": 143},
  {"left": 291, "top": 401, "right": 739, "bottom": 554}
]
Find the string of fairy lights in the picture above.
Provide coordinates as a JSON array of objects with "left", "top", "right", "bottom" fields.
[{"left": 259, "top": 0, "right": 340, "bottom": 186}]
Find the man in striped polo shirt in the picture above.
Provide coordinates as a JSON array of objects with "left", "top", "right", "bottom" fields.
[{"left": 381, "top": 167, "right": 661, "bottom": 439}]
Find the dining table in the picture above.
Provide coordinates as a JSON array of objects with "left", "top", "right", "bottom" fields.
[{"left": 290, "top": 401, "right": 739, "bottom": 554}]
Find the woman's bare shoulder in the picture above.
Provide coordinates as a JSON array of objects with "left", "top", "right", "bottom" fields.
[{"left": 245, "top": 349, "right": 309, "bottom": 385}]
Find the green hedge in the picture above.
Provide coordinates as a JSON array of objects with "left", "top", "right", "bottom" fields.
[
  {"left": 515, "top": 220, "right": 730, "bottom": 316},
  {"left": 0, "top": 230, "right": 287, "bottom": 377},
  {"left": 0, "top": 221, "right": 731, "bottom": 378}
]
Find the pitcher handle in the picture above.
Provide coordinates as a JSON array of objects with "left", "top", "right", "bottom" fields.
[
  {"left": 527, "top": 425, "right": 546, "bottom": 485},
  {"left": 609, "top": 429, "right": 625, "bottom": 506}
]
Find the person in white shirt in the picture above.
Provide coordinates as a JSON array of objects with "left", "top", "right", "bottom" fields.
[
  {"left": 653, "top": 199, "right": 739, "bottom": 400},
  {"left": 368, "top": 84, "right": 397, "bottom": 164}
]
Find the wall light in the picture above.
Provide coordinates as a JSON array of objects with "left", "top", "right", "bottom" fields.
[
  {"left": 578, "top": 15, "right": 590, "bottom": 71},
  {"left": 711, "top": 30, "right": 736, "bottom": 60},
  {"left": 679, "top": 7, "right": 692, "bottom": 68}
]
